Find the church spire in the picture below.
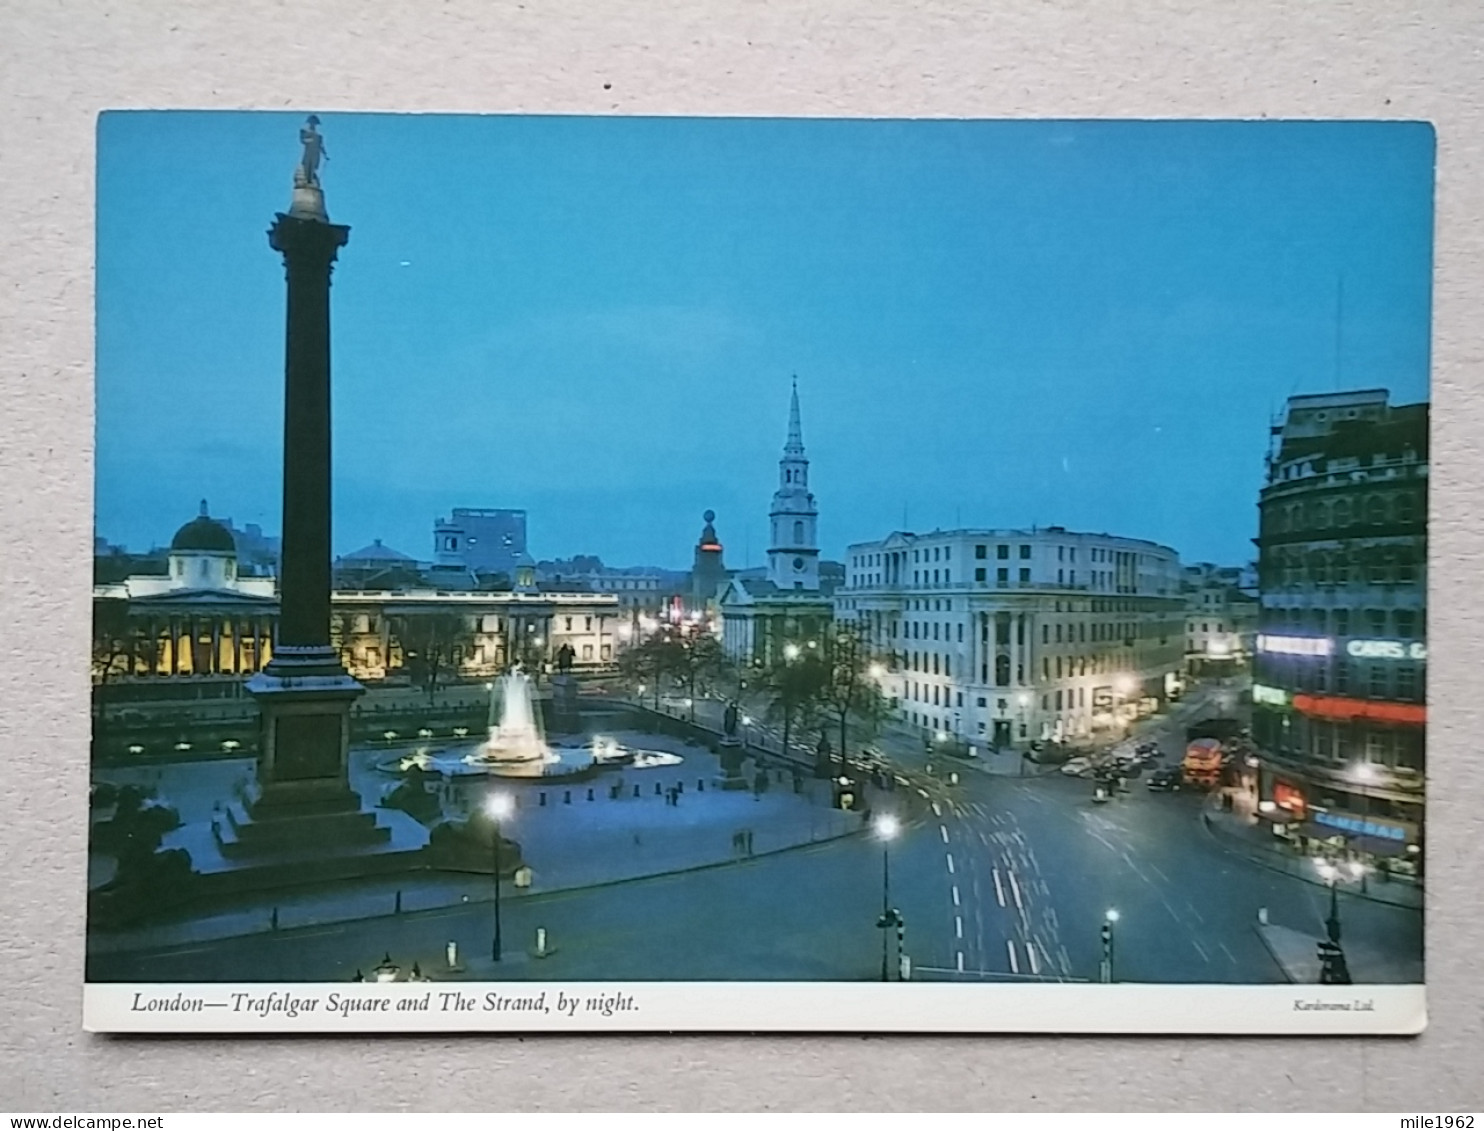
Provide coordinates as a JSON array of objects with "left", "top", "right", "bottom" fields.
[
  {"left": 784, "top": 375, "right": 805, "bottom": 456},
  {"left": 767, "top": 379, "right": 820, "bottom": 592}
]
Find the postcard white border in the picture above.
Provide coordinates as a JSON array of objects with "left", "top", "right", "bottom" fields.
[{"left": 85, "top": 982, "right": 1426, "bottom": 1035}]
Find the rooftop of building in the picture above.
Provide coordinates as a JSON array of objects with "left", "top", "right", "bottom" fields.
[
  {"left": 845, "top": 526, "right": 1178, "bottom": 555},
  {"left": 338, "top": 538, "right": 416, "bottom": 563},
  {"left": 169, "top": 502, "right": 236, "bottom": 554}
]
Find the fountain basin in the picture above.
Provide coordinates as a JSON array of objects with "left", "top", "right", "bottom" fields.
[{"left": 377, "top": 737, "right": 682, "bottom": 782}]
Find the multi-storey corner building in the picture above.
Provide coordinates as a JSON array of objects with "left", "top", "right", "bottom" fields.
[
  {"left": 837, "top": 526, "right": 1184, "bottom": 748},
  {"left": 1251, "top": 389, "right": 1427, "bottom": 873}
]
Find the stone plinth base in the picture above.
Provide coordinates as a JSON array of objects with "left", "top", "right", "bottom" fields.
[
  {"left": 236, "top": 655, "right": 379, "bottom": 859},
  {"left": 218, "top": 779, "right": 389, "bottom": 859},
  {"left": 718, "top": 738, "right": 749, "bottom": 790}
]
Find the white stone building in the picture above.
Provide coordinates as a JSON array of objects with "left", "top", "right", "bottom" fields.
[{"left": 836, "top": 526, "right": 1185, "bottom": 749}]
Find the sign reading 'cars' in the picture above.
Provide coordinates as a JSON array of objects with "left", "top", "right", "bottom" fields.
[{"left": 1345, "top": 639, "right": 1427, "bottom": 661}]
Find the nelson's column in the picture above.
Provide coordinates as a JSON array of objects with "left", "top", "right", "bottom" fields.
[{"left": 235, "top": 118, "right": 387, "bottom": 855}]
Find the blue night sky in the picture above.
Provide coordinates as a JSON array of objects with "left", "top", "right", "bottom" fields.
[{"left": 96, "top": 114, "right": 1433, "bottom": 570}]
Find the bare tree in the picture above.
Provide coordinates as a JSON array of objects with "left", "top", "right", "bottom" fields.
[
  {"left": 759, "top": 644, "right": 828, "bottom": 760},
  {"left": 395, "top": 612, "right": 469, "bottom": 703},
  {"left": 92, "top": 598, "right": 136, "bottom": 752}
]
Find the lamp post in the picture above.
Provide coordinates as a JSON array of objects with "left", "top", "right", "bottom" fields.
[
  {"left": 873, "top": 814, "right": 902, "bottom": 982},
  {"left": 487, "top": 792, "right": 514, "bottom": 962},
  {"left": 1313, "top": 857, "right": 1354, "bottom": 983},
  {"left": 1314, "top": 858, "right": 1342, "bottom": 944},
  {"left": 1350, "top": 762, "right": 1379, "bottom": 892},
  {"left": 1100, "top": 908, "right": 1119, "bottom": 983}
]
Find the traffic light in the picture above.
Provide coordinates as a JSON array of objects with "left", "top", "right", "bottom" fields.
[{"left": 1317, "top": 939, "right": 1352, "bottom": 985}]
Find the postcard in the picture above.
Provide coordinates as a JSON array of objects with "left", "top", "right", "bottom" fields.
[{"left": 85, "top": 112, "right": 1430, "bottom": 1033}]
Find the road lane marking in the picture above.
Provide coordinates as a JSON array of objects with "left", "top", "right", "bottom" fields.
[
  {"left": 932, "top": 801, "right": 942, "bottom": 817},
  {"left": 1008, "top": 870, "right": 1024, "bottom": 911},
  {"left": 952, "top": 884, "right": 961, "bottom": 907},
  {"left": 1192, "top": 939, "right": 1212, "bottom": 963},
  {"left": 946, "top": 853, "right": 955, "bottom": 874},
  {"left": 917, "top": 788, "right": 929, "bottom": 798},
  {"left": 956, "top": 916, "right": 963, "bottom": 939},
  {"left": 1006, "top": 940, "right": 1020, "bottom": 974},
  {"left": 957, "top": 950, "right": 965, "bottom": 972},
  {"left": 1218, "top": 941, "right": 1238, "bottom": 965},
  {"left": 939, "top": 825, "right": 950, "bottom": 844},
  {"left": 1028, "top": 942, "right": 1041, "bottom": 975},
  {"left": 1038, "top": 940, "right": 1054, "bottom": 975},
  {"left": 991, "top": 869, "right": 1006, "bottom": 907}
]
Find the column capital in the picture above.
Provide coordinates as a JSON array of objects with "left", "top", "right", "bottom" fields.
[{"left": 268, "top": 212, "right": 350, "bottom": 266}]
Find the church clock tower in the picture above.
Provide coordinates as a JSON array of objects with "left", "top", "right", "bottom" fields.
[{"left": 767, "top": 379, "right": 820, "bottom": 591}]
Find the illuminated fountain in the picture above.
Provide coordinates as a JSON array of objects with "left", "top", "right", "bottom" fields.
[
  {"left": 476, "top": 671, "right": 551, "bottom": 767},
  {"left": 378, "top": 668, "right": 683, "bottom": 781}
]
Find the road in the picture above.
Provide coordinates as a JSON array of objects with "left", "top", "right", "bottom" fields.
[{"left": 91, "top": 681, "right": 1421, "bottom": 984}]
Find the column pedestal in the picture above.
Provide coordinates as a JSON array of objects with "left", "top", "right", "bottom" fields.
[{"left": 230, "top": 651, "right": 383, "bottom": 858}]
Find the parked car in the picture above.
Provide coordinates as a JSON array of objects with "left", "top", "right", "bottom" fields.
[
  {"left": 1060, "top": 757, "right": 1094, "bottom": 776},
  {"left": 1147, "top": 767, "right": 1182, "bottom": 791}
]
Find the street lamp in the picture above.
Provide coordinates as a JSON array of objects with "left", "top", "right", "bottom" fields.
[
  {"left": 868, "top": 661, "right": 887, "bottom": 682},
  {"left": 783, "top": 642, "right": 801, "bottom": 662},
  {"left": 1313, "top": 857, "right": 1354, "bottom": 983},
  {"left": 873, "top": 814, "right": 903, "bottom": 982},
  {"left": 1314, "top": 857, "right": 1342, "bottom": 944},
  {"left": 487, "top": 792, "right": 514, "bottom": 962},
  {"left": 1100, "top": 908, "right": 1120, "bottom": 983}
]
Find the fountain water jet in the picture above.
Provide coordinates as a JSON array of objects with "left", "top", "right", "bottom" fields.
[{"left": 476, "top": 670, "right": 550, "bottom": 765}]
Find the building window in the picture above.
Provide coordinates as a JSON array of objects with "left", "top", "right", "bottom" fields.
[
  {"left": 1019, "top": 568, "right": 1030, "bottom": 583},
  {"left": 564, "top": 617, "right": 573, "bottom": 631},
  {"left": 976, "top": 545, "right": 987, "bottom": 559},
  {"left": 975, "top": 567, "right": 986, "bottom": 583},
  {"left": 1368, "top": 664, "right": 1387, "bottom": 699},
  {"left": 997, "top": 567, "right": 1008, "bottom": 587},
  {"left": 1396, "top": 665, "right": 1416, "bottom": 700},
  {"left": 997, "top": 545, "right": 1009, "bottom": 560},
  {"left": 1019, "top": 545, "right": 1031, "bottom": 559}
]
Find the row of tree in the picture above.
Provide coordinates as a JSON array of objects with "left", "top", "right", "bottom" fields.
[{"left": 619, "top": 623, "right": 893, "bottom": 762}]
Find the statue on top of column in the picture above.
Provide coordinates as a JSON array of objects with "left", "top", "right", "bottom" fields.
[{"left": 295, "top": 115, "right": 328, "bottom": 188}]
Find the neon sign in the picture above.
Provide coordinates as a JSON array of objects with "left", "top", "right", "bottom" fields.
[
  {"left": 1292, "top": 694, "right": 1426, "bottom": 725},
  {"left": 1252, "top": 684, "right": 1289, "bottom": 706},
  {"left": 1346, "top": 639, "right": 1427, "bottom": 661},
  {"left": 1257, "top": 634, "right": 1332, "bottom": 657},
  {"left": 1312, "top": 810, "right": 1407, "bottom": 842}
]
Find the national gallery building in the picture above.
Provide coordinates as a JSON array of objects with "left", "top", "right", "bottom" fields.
[{"left": 93, "top": 506, "right": 624, "bottom": 701}]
